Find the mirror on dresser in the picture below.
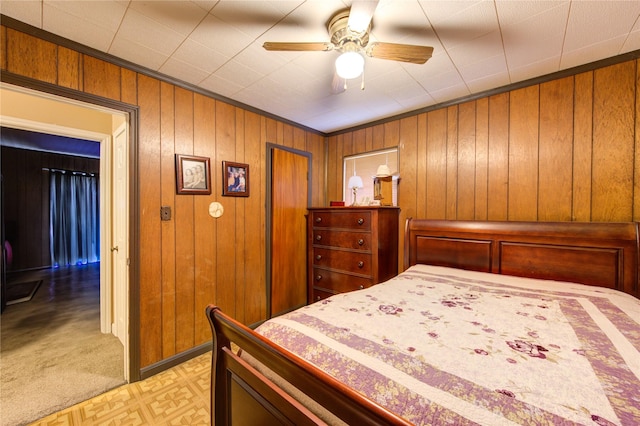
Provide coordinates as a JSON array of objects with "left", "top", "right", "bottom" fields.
[{"left": 343, "top": 147, "right": 399, "bottom": 206}]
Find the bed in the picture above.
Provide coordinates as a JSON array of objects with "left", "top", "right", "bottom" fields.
[{"left": 206, "top": 219, "right": 640, "bottom": 425}]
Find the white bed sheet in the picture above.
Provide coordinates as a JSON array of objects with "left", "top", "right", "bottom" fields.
[{"left": 255, "top": 265, "right": 640, "bottom": 425}]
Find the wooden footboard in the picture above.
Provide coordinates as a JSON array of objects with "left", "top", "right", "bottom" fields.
[{"left": 206, "top": 305, "right": 410, "bottom": 426}]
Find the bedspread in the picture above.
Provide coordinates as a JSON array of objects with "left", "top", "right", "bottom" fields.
[{"left": 255, "top": 264, "right": 640, "bottom": 425}]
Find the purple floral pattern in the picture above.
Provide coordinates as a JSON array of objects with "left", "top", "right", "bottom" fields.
[
  {"left": 506, "top": 340, "right": 549, "bottom": 359},
  {"left": 255, "top": 264, "right": 640, "bottom": 425}
]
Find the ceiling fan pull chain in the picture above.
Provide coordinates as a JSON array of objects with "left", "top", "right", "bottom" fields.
[{"left": 361, "top": 69, "right": 365, "bottom": 90}]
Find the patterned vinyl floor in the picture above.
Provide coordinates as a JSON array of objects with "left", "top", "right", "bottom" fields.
[{"left": 30, "top": 352, "right": 211, "bottom": 425}]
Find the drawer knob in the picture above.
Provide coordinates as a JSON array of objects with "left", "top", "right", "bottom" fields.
[
  {"left": 357, "top": 218, "right": 364, "bottom": 225},
  {"left": 316, "top": 235, "right": 322, "bottom": 241},
  {"left": 357, "top": 261, "right": 364, "bottom": 268},
  {"left": 359, "top": 285, "right": 364, "bottom": 289},
  {"left": 315, "top": 275, "right": 322, "bottom": 281},
  {"left": 316, "top": 254, "right": 322, "bottom": 261},
  {"left": 357, "top": 239, "right": 364, "bottom": 246},
  {"left": 316, "top": 295, "right": 321, "bottom": 301},
  {"left": 315, "top": 217, "right": 322, "bottom": 223}
]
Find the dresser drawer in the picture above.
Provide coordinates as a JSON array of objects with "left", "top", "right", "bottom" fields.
[
  {"left": 307, "top": 207, "right": 400, "bottom": 305},
  {"left": 312, "top": 211, "right": 371, "bottom": 230},
  {"left": 312, "top": 230, "right": 371, "bottom": 250},
  {"left": 312, "top": 268, "right": 371, "bottom": 294},
  {"left": 311, "top": 288, "right": 335, "bottom": 303},
  {"left": 312, "top": 248, "right": 371, "bottom": 275}
]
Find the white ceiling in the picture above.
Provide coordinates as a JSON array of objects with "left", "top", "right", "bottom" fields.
[{"left": 2, "top": 0, "right": 640, "bottom": 134}]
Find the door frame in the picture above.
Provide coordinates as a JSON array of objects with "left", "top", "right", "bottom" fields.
[
  {"left": 0, "top": 74, "right": 141, "bottom": 382},
  {"left": 265, "top": 143, "right": 312, "bottom": 319}
]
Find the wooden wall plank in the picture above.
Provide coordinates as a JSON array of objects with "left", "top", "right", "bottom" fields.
[
  {"left": 399, "top": 116, "right": 418, "bottom": 268},
  {"left": 446, "top": 106, "right": 458, "bottom": 219},
  {"left": 244, "top": 111, "right": 265, "bottom": 325},
  {"left": 342, "top": 131, "right": 354, "bottom": 158},
  {"left": 6, "top": 29, "right": 56, "bottom": 83},
  {"left": 40, "top": 154, "right": 49, "bottom": 264},
  {"left": 487, "top": 93, "right": 509, "bottom": 220},
  {"left": 234, "top": 108, "right": 246, "bottom": 324},
  {"left": 353, "top": 128, "right": 366, "bottom": 154},
  {"left": 384, "top": 121, "right": 400, "bottom": 149},
  {"left": 215, "top": 101, "right": 237, "bottom": 317},
  {"left": 82, "top": 56, "right": 121, "bottom": 100},
  {"left": 635, "top": 60, "right": 640, "bottom": 222},
  {"left": 57, "top": 47, "right": 80, "bottom": 90},
  {"left": 308, "top": 133, "right": 325, "bottom": 207},
  {"left": 508, "top": 85, "right": 539, "bottom": 221},
  {"left": 159, "top": 81, "right": 176, "bottom": 358},
  {"left": 174, "top": 87, "right": 195, "bottom": 353},
  {"left": 572, "top": 71, "right": 593, "bottom": 221},
  {"left": 365, "top": 127, "right": 373, "bottom": 152},
  {"left": 416, "top": 113, "right": 428, "bottom": 218},
  {"left": 475, "top": 98, "right": 489, "bottom": 220},
  {"left": 293, "top": 126, "right": 306, "bottom": 152},
  {"left": 137, "top": 74, "right": 163, "bottom": 367},
  {"left": 1, "top": 25, "right": 7, "bottom": 71},
  {"left": 282, "top": 123, "right": 292, "bottom": 148},
  {"left": 399, "top": 115, "right": 418, "bottom": 221},
  {"left": 193, "top": 93, "right": 216, "bottom": 343},
  {"left": 457, "top": 102, "right": 475, "bottom": 219},
  {"left": 326, "top": 134, "right": 340, "bottom": 202},
  {"left": 372, "top": 124, "right": 384, "bottom": 150},
  {"left": 121, "top": 68, "right": 137, "bottom": 104},
  {"left": 3, "top": 148, "right": 25, "bottom": 268},
  {"left": 426, "top": 109, "right": 447, "bottom": 219},
  {"left": 538, "top": 77, "right": 574, "bottom": 221},
  {"left": 592, "top": 62, "right": 635, "bottom": 221}
]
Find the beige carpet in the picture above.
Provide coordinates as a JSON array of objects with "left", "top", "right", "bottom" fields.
[
  {"left": 1, "top": 264, "right": 125, "bottom": 426},
  {"left": 31, "top": 353, "right": 211, "bottom": 425}
]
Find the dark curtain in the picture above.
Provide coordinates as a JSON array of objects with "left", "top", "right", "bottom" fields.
[{"left": 49, "top": 170, "right": 100, "bottom": 267}]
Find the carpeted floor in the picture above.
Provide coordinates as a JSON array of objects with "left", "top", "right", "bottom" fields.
[
  {"left": 1, "top": 264, "right": 125, "bottom": 426},
  {"left": 30, "top": 352, "right": 211, "bottom": 425}
]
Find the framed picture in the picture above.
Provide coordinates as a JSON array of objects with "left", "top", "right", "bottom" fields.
[
  {"left": 222, "top": 161, "right": 249, "bottom": 197},
  {"left": 175, "top": 154, "right": 211, "bottom": 195}
]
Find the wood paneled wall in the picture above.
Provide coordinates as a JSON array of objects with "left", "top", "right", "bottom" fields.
[
  {"left": 1, "top": 146, "right": 99, "bottom": 270},
  {"left": 327, "top": 60, "right": 640, "bottom": 266},
  {"left": 1, "top": 26, "right": 325, "bottom": 369},
  {"left": 3, "top": 22, "right": 639, "bottom": 371}
]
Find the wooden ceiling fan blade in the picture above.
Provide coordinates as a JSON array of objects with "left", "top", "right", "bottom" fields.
[
  {"left": 367, "top": 42, "right": 434, "bottom": 64},
  {"left": 347, "top": 0, "right": 379, "bottom": 33},
  {"left": 263, "top": 42, "right": 334, "bottom": 52}
]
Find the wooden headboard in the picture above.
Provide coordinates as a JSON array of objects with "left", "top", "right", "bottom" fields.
[{"left": 404, "top": 219, "right": 639, "bottom": 298}]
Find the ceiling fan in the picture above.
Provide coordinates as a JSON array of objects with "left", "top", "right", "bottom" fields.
[{"left": 262, "top": 0, "right": 434, "bottom": 92}]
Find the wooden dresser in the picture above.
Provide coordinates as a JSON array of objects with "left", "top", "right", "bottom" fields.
[{"left": 307, "top": 207, "right": 400, "bottom": 303}]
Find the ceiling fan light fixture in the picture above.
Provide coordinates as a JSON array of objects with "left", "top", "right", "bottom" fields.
[{"left": 335, "top": 51, "right": 364, "bottom": 79}]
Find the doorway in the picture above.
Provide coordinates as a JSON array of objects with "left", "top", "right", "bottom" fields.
[
  {"left": 0, "top": 83, "right": 131, "bottom": 380},
  {"left": 267, "top": 144, "right": 311, "bottom": 318}
]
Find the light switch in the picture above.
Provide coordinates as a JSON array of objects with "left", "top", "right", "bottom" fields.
[{"left": 160, "top": 206, "right": 171, "bottom": 221}]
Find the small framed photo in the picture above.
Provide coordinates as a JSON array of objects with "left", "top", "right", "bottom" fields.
[
  {"left": 175, "top": 154, "right": 211, "bottom": 195},
  {"left": 222, "top": 161, "right": 249, "bottom": 197}
]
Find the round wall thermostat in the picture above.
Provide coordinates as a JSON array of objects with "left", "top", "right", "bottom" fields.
[{"left": 209, "top": 201, "right": 224, "bottom": 218}]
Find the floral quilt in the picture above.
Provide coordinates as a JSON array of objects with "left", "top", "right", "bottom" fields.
[{"left": 255, "top": 264, "right": 640, "bottom": 425}]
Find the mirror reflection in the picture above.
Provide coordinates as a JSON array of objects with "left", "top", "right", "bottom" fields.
[{"left": 343, "top": 147, "right": 398, "bottom": 206}]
